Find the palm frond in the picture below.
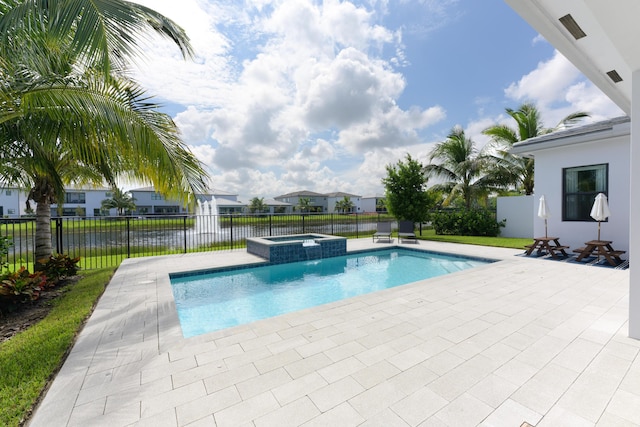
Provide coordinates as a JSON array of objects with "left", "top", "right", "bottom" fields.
[{"left": 0, "top": 0, "right": 194, "bottom": 74}]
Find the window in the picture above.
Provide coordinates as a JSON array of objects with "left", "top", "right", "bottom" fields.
[
  {"left": 5, "top": 190, "right": 11, "bottom": 196},
  {"left": 151, "top": 193, "right": 163, "bottom": 200},
  {"left": 563, "top": 163, "right": 608, "bottom": 221},
  {"left": 62, "top": 207, "right": 86, "bottom": 216},
  {"left": 7, "top": 209, "right": 15, "bottom": 214},
  {"left": 64, "top": 192, "right": 86, "bottom": 204}
]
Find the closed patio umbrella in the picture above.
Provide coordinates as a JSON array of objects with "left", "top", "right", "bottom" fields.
[
  {"left": 538, "top": 195, "right": 550, "bottom": 237},
  {"left": 590, "top": 193, "right": 611, "bottom": 241}
]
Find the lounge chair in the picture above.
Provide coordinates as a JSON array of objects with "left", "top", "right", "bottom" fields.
[
  {"left": 397, "top": 220, "right": 417, "bottom": 243},
  {"left": 373, "top": 222, "right": 392, "bottom": 243}
]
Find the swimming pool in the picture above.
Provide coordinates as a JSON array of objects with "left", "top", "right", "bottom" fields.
[{"left": 170, "top": 248, "right": 493, "bottom": 337}]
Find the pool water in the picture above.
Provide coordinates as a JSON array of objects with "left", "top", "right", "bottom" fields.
[{"left": 170, "top": 248, "right": 492, "bottom": 337}]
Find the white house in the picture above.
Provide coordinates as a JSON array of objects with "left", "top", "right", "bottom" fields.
[
  {"left": 0, "top": 186, "right": 116, "bottom": 218},
  {"left": 274, "top": 191, "right": 327, "bottom": 213},
  {"left": 511, "top": 116, "right": 630, "bottom": 253},
  {"left": 325, "top": 192, "right": 361, "bottom": 213},
  {"left": 262, "top": 199, "right": 291, "bottom": 214},
  {"left": 0, "top": 187, "right": 26, "bottom": 217},
  {"left": 129, "top": 187, "right": 241, "bottom": 215},
  {"left": 50, "top": 187, "right": 116, "bottom": 217},
  {"left": 505, "top": 0, "right": 639, "bottom": 338},
  {"left": 361, "top": 195, "right": 387, "bottom": 214}
]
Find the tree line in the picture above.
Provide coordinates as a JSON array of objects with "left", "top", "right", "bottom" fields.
[{"left": 383, "top": 103, "right": 589, "bottom": 228}]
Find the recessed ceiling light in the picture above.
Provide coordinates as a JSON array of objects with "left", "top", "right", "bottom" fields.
[
  {"left": 559, "top": 14, "right": 586, "bottom": 40},
  {"left": 606, "top": 70, "right": 623, "bottom": 83}
]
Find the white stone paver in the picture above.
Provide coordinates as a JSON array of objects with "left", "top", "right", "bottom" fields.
[{"left": 26, "top": 238, "right": 636, "bottom": 426}]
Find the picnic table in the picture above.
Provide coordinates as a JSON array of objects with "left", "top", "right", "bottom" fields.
[
  {"left": 573, "top": 240, "right": 626, "bottom": 266},
  {"left": 524, "top": 236, "right": 569, "bottom": 258}
]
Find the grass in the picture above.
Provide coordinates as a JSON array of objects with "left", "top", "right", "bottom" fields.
[
  {"left": 416, "top": 228, "right": 530, "bottom": 249},
  {"left": 0, "top": 268, "right": 115, "bottom": 427}
]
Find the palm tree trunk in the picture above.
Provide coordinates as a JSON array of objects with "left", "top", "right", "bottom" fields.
[
  {"left": 30, "top": 177, "right": 56, "bottom": 271},
  {"left": 34, "top": 199, "right": 53, "bottom": 270}
]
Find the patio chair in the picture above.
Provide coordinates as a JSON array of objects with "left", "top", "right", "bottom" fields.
[
  {"left": 397, "top": 220, "right": 417, "bottom": 243},
  {"left": 373, "top": 222, "right": 393, "bottom": 243}
]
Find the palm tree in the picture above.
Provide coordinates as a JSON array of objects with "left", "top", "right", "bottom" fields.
[
  {"left": 296, "top": 197, "right": 311, "bottom": 213},
  {"left": 335, "top": 196, "right": 354, "bottom": 213},
  {"left": 0, "top": 1, "right": 208, "bottom": 268},
  {"left": 0, "top": 0, "right": 194, "bottom": 73},
  {"left": 248, "top": 197, "right": 268, "bottom": 214},
  {"left": 424, "top": 126, "right": 499, "bottom": 209},
  {"left": 101, "top": 188, "right": 136, "bottom": 216},
  {"left": 483, "top": 103, "right": 589, "bottom": 195}
]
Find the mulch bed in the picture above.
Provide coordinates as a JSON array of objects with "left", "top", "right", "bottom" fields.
[{"left": 0, "top": 280, "right": 76, "bottom": 344}]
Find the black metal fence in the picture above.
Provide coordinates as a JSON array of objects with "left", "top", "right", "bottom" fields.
[{"left": 0, "top": 213, "right": 392, "bottom": 270}]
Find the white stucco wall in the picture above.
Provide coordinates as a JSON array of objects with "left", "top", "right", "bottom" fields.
[
  {"left": 532, "top": 133, "right": 630, "bottom": 254},
  {"left": 497, "top": 195, "right": 534, "bottom": 238},
  {"left": 0, "top": 188, "right": 23, "bottom": 217}
]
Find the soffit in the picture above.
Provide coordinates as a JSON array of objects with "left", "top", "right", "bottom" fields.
[{"left": 506, "top": 0, "right": 636, "bottom": 114}]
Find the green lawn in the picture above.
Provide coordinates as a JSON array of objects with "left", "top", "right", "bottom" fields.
[
  {"left": 0, "top": 268, "right": 115, "bottom": 427},
  {"left": 416, "top": 228, "right": 530, "bottom": 249}
]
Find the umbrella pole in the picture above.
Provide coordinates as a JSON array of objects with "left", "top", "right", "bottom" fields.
[
  {"left": 545, "top": 219, "right": 548, "bottom": 238},
  {"left": 597, "top": 221, "right": 601, "bottom": 241}
]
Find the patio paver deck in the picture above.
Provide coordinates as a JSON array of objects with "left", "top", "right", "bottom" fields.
[{"left": 28, "top": 239, "right": 637, "bottom": 426}]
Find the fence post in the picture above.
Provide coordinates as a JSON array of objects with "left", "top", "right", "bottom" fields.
[
  {"left": 269, "top": 215, "right": 272, "bottom": 236},
  {"left": 183, "top": 216, "right": 187, "bottom": 253},
  {"left": 229, "top": 215, "right": 233, "bottom": 249},
  {"left": 55, "top": 217, "right": 63, "bottom": 255},
  {"left": 302, "top": 215, "right": 305, "bottom": 233},
  {"left": 126, "top": 217, "right": 131, "bottom": 258}
]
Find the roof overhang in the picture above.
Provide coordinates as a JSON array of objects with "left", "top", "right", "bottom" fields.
[
  {"left": 505, "top": 0, "right": 639, "bottom": 115},
  {"left": 511, "top": 116, "right": 630, "bottom": 157}
]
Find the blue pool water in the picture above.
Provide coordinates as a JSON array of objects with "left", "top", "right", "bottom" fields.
[{"left": 170, "top": 248, "right": 492, "bottom": 337}]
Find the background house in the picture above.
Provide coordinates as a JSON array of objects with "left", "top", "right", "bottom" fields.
[
  {"left": 511, "top": 116, "right": 630, "bottom": 253},
  {"left": 361, "top": 195, "right": 387, "bottom": 214},
  {"left": 274, "top": 191, "right": 327, "bottom": 213},
  {"left": 50, "top": 188, "right": 116, "bottom": 217},
  {"left": 263, "top": 199, "right": 291, "bottom": 214},
  {"left": 130, "top": 187, "right": 241, "bottom": 215},
  {"left": 0, "top": 187, "right": 26, "bottom": 217},
  {"left": 129, "top": 187, "right": 184, "bottom": 215},
  {"left": 325, "top": 192, "right": 361, "bottom": 213}
]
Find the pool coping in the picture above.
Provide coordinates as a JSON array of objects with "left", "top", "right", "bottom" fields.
[
  {"left": 169, "top": 247, "right": 499, "bottom": 338},
  {"left": 160, "top": 243, "right": 507, "bottom": 352}
]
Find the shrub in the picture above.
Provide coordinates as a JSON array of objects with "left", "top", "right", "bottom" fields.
[
  {"left": 0, "top": 268, "right": 47, "bottom": 310},
  {"left": 40, "top": 254, "right": 81, "bottom": 284},
  {"left": 432, "top": 209, "right": 505, "bottom": 237}
]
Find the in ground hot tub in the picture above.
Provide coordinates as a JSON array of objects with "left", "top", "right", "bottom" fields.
[{"left": 246, "top": 233, "right": 347, "bottom": 263}]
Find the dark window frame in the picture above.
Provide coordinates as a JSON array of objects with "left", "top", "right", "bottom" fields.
[{"left": 562, "top": 163, "right": 608, "bottom": 221}]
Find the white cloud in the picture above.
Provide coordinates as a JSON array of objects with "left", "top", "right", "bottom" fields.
[
  {"left": 502, "top": 49, "right": 623, "bottom": 128},
  {"left": 505, "top": 50, "right": 582, "bottom": 108},
  {"left": 122, "top": 2, "right": 625, "bottom": 203},
  {"left": 124, "top": 0, "right": 446, "bottom": 199},
  {"left": 175, "top": 107, "right": 217, "bottom": 145}
]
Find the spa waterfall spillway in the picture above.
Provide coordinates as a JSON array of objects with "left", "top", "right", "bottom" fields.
[{"left": 246, "top": 234, "right": 347, "bottom": 263}]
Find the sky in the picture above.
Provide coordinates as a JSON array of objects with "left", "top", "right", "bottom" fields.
[{"left": 129, "top": 0, "right": 624, "bottom": 202}]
